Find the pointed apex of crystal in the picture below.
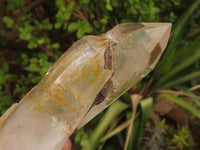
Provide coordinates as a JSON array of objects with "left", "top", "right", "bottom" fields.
[
  {"left": 106, "top": 23, "right": 172, "bottom": 69},
  {"left": 142, "top": 23, "right": 172, "bottom": 50}
]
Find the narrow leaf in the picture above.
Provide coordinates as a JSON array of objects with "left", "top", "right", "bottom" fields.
[
  {"left": 163, "top": 71, "right": 200, "bottom": 89},
  {"left": 157, "top": 0, "right": 200, "bottom": 76},
  {"left": 156, "top": 36, "right": 200, "bottom": 87},
  {"left": 83, "top": 100, "right": 129, "bottom": 150},
  {"left": 100, "top": 119, "right": 131, "bottom": 142},
  {"left": 161, "top": 93, "right": 200, "bottom": 119},
  {"left": 127, "top": 97, "right": 153, "bottom": 150}
]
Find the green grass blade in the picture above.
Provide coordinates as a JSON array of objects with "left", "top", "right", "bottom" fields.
[
  {"left": 179, "top": 87, "right": 200, "bottom": 107},
  {"left": 156, "top": 0, "right": 200, "bottom": 76},
  {"left": 163, "top": 71, "right": 200, "bottom": 89},
  {"left": 100, "top": 119, "right": 131, "bottom": 142},
  {"left": 156, "top": 36, "right": 200, "bottom": 87},
  {"left": 83, "top": 100, "right": 129, "bottom": 150},
  {"left": 161, "top": 93, "right": 200, "bottom": 119},
  {"left": 127, "top": 115, "right": 140, "bottom": 150},
  {"left": 136, "top": 97, "right": 153, "bottom": 149},
  {"left": 140, "top": 97, "right": 153, "bottom": 124}
]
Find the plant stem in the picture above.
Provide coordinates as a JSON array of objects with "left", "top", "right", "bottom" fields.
[{"left": 83, "top": 100, "right": 129, "bottom": 150}]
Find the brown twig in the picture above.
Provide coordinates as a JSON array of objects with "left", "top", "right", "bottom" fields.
[
  {"left": 27, "top": 0, "right": 53, "bottom": 12},
  {"left": 114, "top": 17, "right": 119, "bottom": 25},
  {"left": 190, "top": 84, "right": 200, "bottom": 91},
  {"left": 107, "top": 114, "right": 124, "bottom": 133},
  {"left": 153, "top": 89, "right": 200, "bottom": 99},
  {"left": 186, "top": 28, "right": 200, "bottom": 39},
  {"left": 0, "top": 1, "right": 6, "bottom": 30},
  {"left": 38, "top": 28, "right": 51, "bottom": 45},
  {"left": 139, "top": 77, "right": 154, "bottom": 96},
  {"left": 72, "top": 11, "right": 88, "bottom": 23},
  {"left": 72, "top": 11, "right": 97, "bottom": 34},
  {"left": 38, "top": 44, "right": 54, "bottom": 59},
  {"left": 0, "top": 30, "right": 19, "bottom": 41}
]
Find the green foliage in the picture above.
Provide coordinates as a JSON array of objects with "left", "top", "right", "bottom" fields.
[
  {"left": 155, "top": 0, "right": 200, "bottom": 88},
  {"left": 3, "top": 16, "right": 14, "bottom": 28},
  {"left": 19, "top": 23, "right": 34, "bottom": 41},
  {"left": 75, "top": 127, "right": 90, "bottom": 147},
  {"left": 68, "top": 20, "right": 92, "bottom": 38},
  {"left": 154, "top": 120, "right": 196, "bottom": 150},
  {"left": 143, "top": 120, "right": 196, "bottom": 150},
  {"left": 0, "top": 0, "right": 200, "bottom": 149},
  {"left": 82, "top": 100, "right": 129, "bottom": 150},
  {"left": 169, "top": 126, "right": 195, "bottom": 150},
  {"left": 0, "top": 63, "right": 15, "bottom": 115},
  {"left": 23, "top": 53, "right": 53, "bottom": 83},
  {"left": 7, "top": 0, "right": 25, "bottom": 10},
  {"left": 55, "top": 0, "right": 74, "bottom": 29}
]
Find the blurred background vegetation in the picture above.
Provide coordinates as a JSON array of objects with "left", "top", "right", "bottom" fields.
[{"left": 0, "top": 0, "right": 200, "bottom": 150}]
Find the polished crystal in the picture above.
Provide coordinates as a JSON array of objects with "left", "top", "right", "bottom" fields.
[{"left": 0, "top": 23, "right": 171, "bottom": 150}]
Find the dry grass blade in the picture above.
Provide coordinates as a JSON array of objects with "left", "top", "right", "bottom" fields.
[
  {"left": 154, "top": 89, "right": 200, "bottom": 99},
  {"left": 106, "top": 114, "right": 124, "bottom": 134},
  {"left": 124, "top": 94, "right": 142, "bottom": 150},
  {"left": 190, "top": 84, "right": 200, "bottom": 91},
  {"left": 161, "top": 93, "right": 200, "bottom": 119},
  {"left": 100, "top": 119, "right": 131, "bottom": 143}
]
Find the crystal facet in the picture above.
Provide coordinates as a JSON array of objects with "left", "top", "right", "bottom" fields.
[{"left": 0, "top": 23, "right": 171, "bottom": 150}]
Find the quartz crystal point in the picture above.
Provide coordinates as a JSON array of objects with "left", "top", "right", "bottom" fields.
[{"left": 0, "top": 23, "right": 171, "bottom": 150}]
